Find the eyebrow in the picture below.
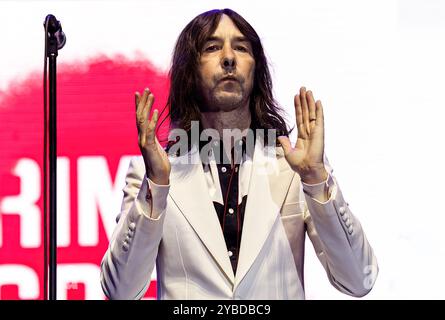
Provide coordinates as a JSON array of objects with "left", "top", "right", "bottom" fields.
[{"left": 204, "top": 36, "right": 250, "bottom": 43}]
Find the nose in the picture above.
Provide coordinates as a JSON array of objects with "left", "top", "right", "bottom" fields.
[{"left": 221, "top": 47, "right": 236, "bottom": 72}]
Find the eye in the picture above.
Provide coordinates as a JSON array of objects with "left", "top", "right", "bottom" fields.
[
  {"left": 235, "top": 45, "right": 248, "bottom": 52},
  {"left": 205, "top": 45, "right": 219, "bottom": 52}
]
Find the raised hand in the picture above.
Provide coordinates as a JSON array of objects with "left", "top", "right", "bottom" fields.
[
  {"left": 135, "top": 88, "right": 171, "bottom": 185},
  {"left": 278, "top": 87, "right": 328, "bottom": 184}
]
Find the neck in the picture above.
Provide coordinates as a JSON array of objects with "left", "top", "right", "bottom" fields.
[
  {"left": 200, "top": 101, "right": 252, "bottom": 166},
  {"left": 200, "top": 101, "right": 252, "bottom": 139}
]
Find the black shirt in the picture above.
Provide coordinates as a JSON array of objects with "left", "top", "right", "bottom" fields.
[{"left": 199, "top": 134, "right": 254, "bottom": 275}]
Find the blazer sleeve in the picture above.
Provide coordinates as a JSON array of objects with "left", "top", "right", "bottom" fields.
[
  {"left": 303, "top": 156, "right": 379, "bottom": 297},
  {"left": 100, "top": 156, "right": 169, "bottom": 300}
]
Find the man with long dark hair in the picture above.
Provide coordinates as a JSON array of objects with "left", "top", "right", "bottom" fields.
[{"left": 101, "top": 8, "right": 378, "bottom": 299}]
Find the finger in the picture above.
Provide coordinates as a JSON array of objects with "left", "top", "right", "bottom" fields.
[
  {"left": 136, "top": 88, "right": 149, "bottom": 123},
  {"left": 277, "top": 136, "right": 292, "bottom": 156},
  {"left": 135, "top": 91, "right": 145, "bottom": 135},
  {"left": 143, "top": 90, "right": 155, "bottom": 120},
  {"left": 139, "top": 89, "right": 154, "bottom": 124},
  {"left": 141, "top": 92, "right": 155, "bottom": 137},
  {"left": 294, "top": 94, "right": 304, "bottom": 138},
  {"left": 300, "top": 87, "right": 310, "bottom": 136},
  {"left": 135, "top": 91, "right": 140, "bottom": 112},
  {"left": 141, "top": 87, "right": 150, "bottom": 105},
  {"left": 150, "top": 108, "right": 159, "bottom": 128},
  {"left": 137, "top": 88, "right": 152, "bottom": 142},
  {"left": 138, "top": 88, "right": 151, "bottom": 119},
  {"left": 315, "top": 100, "right": 324, "bottom": 127},
  {"left": 146, "top": 109, "right": 159, "bottom": 144},
  {"left": 307, "top": 90, "right": 316, "bottom": 128}
]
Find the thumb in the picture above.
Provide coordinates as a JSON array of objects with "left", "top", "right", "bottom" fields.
[{"left": 277, "top": 136, "right": 292, "bottom": 156}]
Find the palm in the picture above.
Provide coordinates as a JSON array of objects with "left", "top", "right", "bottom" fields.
[
  {"left": 135, "top": 88, "right": 171, "bottom": 185},
  {"left": 278, "top": 87, "right": 325, "bottom": 177}
]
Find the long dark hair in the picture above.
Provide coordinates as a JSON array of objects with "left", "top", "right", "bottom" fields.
[{"left": 161, "top": 8, "right": 291, "bottom": 147}]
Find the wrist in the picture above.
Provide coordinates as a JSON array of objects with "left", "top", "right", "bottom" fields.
[
  {"left": 300, "top": 167, "right": 328, "bottom": 184},
  {"left": 148, "top": 175, "right": 169, "bottom": 186},
  {"left": 146, "top": 169, "right": 169, "bottom": 186}
]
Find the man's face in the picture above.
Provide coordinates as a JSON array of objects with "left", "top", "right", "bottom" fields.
[{"left": 198, "top": 14, "right": 255, "bottom": 112}]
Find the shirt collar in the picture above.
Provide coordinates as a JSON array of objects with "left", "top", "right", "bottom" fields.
[{"left": 199, "top": 124, "right": 257, "bottom": 166}]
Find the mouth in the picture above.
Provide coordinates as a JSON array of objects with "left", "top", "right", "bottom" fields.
[{"left": 219, "top": 76, "right": 238, "bottom": 83}]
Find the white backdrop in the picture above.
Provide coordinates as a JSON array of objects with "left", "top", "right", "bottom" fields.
[{"left": 1, "top": 0, "right": 445, "bottom": 299}]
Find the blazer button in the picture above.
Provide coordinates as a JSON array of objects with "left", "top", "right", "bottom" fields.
[
  {"left": 345, "top": 218, "right": 351, "bottom": 228},
  {"left": 348, "top": 226, "right": 353, "bottom": 235},
  {"left": 339, "top": 206, "right": 346, "bottom": 216},
  {"left": 122, "top": 241, "right": 130, "bottom": 252},
  {"left": 129, "top": 222, "right": 136, "bottom": 231}
]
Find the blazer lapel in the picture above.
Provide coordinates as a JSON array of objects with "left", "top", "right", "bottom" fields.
[
  {"left": 234, "top": 139, "right": 294, "bottom": 290},
  {"left": 168, "top": 144, "right": 235, "bottom": 284}
]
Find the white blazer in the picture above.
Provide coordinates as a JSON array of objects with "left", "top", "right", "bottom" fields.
[{"left": 100, "top": 139, "right": 378, "bottom": 299}]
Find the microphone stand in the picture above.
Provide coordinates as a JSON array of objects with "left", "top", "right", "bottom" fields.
[{"left": 44, "top": 14, "right": 65, "bottom": 300}]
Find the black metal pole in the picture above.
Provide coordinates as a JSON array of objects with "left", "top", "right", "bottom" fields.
[
  {"left": 45, "top": 14, "right": 65, "bottom": 300},
  {"left": 48, "top": 52, "right": 57, "bottom": 300}
]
